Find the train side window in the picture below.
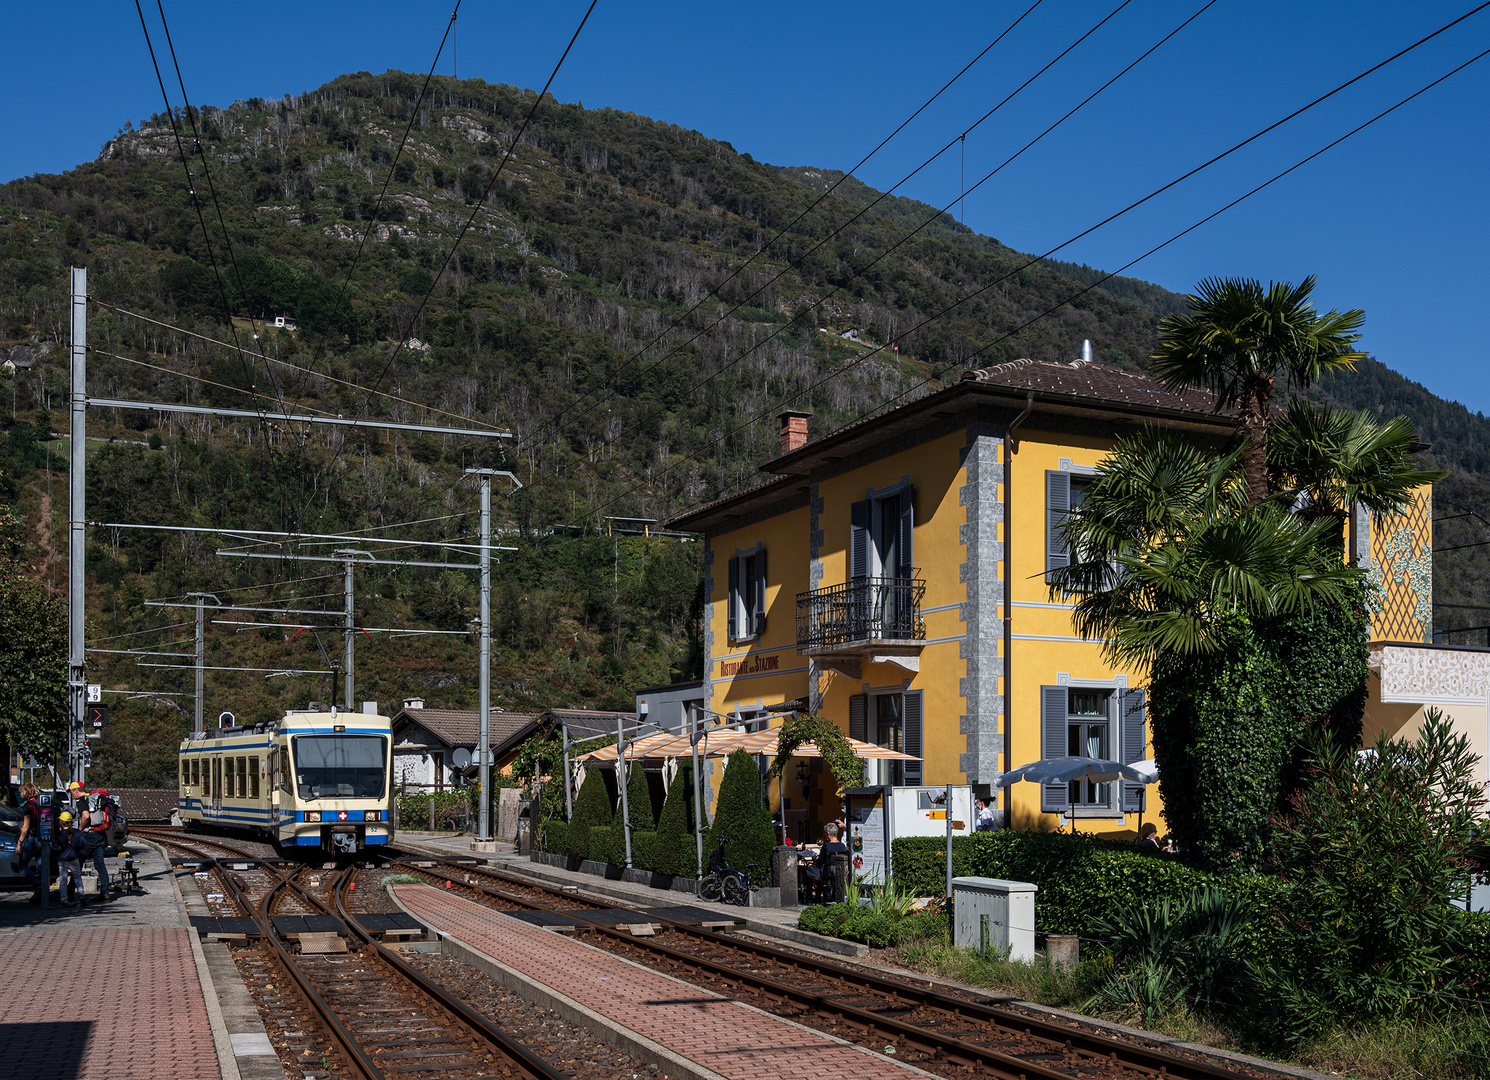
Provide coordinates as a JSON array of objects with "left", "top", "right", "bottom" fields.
[
  {"left": 280, "top": 750, "right": 290, "bottom": 791},
  {"left": 192, "top": 758, "right": 200, "bottom": 789},
  {"left": 209, "top": 758, "right": 218, "bottom": 798},
  {"left": 180, "top": 759, "right": 187, "bottom": 786},
  {"left": 235, "top": 757, "right": 245, "bottom": 799},
  {"left": 250, "top": 756, "right": 260, "bottom": 800}
]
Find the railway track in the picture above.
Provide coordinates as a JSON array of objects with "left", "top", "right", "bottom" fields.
[
  {"left": 138, "top": 828, "right": 570, "bottom": 1080},
  {"left": 385, "top": 850, "right": 1280, "bottom": 1080}
]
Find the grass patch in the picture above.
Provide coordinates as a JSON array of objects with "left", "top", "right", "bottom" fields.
[
  {"left": 1292, "top": 1016, "right": 1490, "bottom": 1080},
  {"left": 379, "top": 874, "right": 424, "bottom": 888},
  {"left": 883, "top": 938, "right": 1109, "bottom": 1011}
]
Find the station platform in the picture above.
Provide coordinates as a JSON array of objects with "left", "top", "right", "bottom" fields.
[
  {"left": 394, "top": 832, "right": 868, "bottom": 957},
  {"left": 389, "top": 882, "right": 930, "bottom": 1080},
  {"left": 0, "top": 839, "right": 283, "bottom": 1080}
]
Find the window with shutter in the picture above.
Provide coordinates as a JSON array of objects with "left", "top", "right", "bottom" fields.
[
  {"left": 850, "top": 501, "right": 870, "bottom": 579},
  {"left": 1121, "top": 688, "right": 1147, "bottom": 812},
  {"left": 902, "top": 690, "right": 923, "bottom": 785},
  {"left": 727, "top": 555, "right": 740, "bottom": 640},
  {"left": 849, "top": 693, "right": 867, "bottom": 743},
  {"left": 897, "top": 489, "right": 914, "bottom": 577},
  {"left": 1040, "top": 685, "right": 1070, "bottom": 813},
  {"left": 752, "top": 549, "right": 767, "bottom": 636},
  {"left": 1046, "top": 471, "right": 1071, "bottom": 575}
]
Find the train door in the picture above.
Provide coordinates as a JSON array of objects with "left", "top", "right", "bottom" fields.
[
  {"left": 268, "top": 749, "right": 281, "bottom": 832},
  {"left": 211, "top": 757, "right": 222, "bottom": 815}
]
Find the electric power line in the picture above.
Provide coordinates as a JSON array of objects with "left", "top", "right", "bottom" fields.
[
  {"left": 545, "top": 0, "right": 1222, "bottom": 489},
  {"left": 577, "top": 20, "right": 1490, "bottom": 528}
]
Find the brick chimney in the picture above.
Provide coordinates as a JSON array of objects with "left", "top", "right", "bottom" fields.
[{"left": 777, "top": 409, "right": 812, "bottom": 455}]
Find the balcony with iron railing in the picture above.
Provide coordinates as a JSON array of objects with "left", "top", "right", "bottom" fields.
[{"left": 795, "top": 575, "right": 926, "bottom": 672}]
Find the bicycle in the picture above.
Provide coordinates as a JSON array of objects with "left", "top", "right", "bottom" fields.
[{"left": 698, "top": 836, "right": 756, "bottom": 907}]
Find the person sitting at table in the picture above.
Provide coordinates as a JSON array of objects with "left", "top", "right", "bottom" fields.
[{"left": 801, "top": 823, "right": 849, "bottom": 903}]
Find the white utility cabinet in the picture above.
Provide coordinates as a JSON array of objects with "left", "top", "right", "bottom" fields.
[{"left": 952, "top": 876, "right": 1038, "bottom": 961}]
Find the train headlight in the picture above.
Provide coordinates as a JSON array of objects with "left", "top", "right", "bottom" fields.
[
  {"left": 364, "top": 810, "right": 381, "bottom": 822},
  {"left": 304, "top": 811, "right": 321, "bottom": 823}
]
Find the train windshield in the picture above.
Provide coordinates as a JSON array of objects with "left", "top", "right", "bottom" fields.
[{"left": 292, "top": 735, "right": 386, "bottom": 800}]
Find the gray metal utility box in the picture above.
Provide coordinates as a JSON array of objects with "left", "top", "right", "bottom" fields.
[{"left": 952, "top": 876, "right": 1037, "bottom": 961}]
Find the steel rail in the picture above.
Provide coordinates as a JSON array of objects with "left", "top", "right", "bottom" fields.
[
  {"left": 394, "top": 853, "right": 1271, "bottom": 1080},
  {"left": 328, "top": 867, "right": 573, "bottom": 1080}
]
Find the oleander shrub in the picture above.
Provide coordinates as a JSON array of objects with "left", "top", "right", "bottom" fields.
[
  {"left": 704, "top": 749, "right": 775, "bottom": 882},
  {"left": 567, "top": 767, "right": 614, "bottom": 860}
]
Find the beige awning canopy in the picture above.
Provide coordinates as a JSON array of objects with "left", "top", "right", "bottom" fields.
[{"left": 577, "top": 725, "right": 918, "bottom": 762}]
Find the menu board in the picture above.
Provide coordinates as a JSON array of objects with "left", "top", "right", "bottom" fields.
[{"left": 851, "top": 805, "right": 886, "bottom": 885}]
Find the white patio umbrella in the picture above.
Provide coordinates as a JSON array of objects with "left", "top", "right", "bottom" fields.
[{"left": 997, "top": 757, "right": 1161, "bottom": 832}]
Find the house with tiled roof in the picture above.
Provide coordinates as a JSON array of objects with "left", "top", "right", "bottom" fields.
[
  {"left": 667, "top": 346, "right": 1450, "bottom": 846},
  {"left": 390, "top": 697, "right": 540, "bottom": 792}
]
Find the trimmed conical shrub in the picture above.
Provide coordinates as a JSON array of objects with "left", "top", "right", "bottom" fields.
[
  {"left": 600, "top": 760, "right": 656, "bottom": 866},
  {"left": 655, "top": 759, "right": 699, "bottom": 877},
  {"left": 704, "top": 749, "right": 776, "bottom": 883},
  {"left": 567, "top": 766, "right": 613, "bottom": 860}
]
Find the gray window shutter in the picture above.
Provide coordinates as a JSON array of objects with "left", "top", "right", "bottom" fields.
[
  {"left": 850, "top": 500, "right": 870, "bottom": 579},
  {"left": 1046, "top": 471, "right": 1071, "bottom": 574},
  {"left": 727, "top": 556, "right": 739, "bottom": 640},
  {"left": 849, "top": 693, "right": 867, "bottom": 743},
  {"left": 1040, "top": 685, "right": 1070, "bottom": 813},
  {"left": 1121, "top": 688, "right": 1147, "bottom": 813},
  {"left": 752, "top": 549, "right": 767, "bottom": 636},
  {"left": 902, "top": 690, "right": 923, "bottom": 785},
  {"left": 897, "top": 489, "right": 914, "bottom": 577}
]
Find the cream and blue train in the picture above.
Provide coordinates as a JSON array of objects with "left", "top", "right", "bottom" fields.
[{"left": 178, "top": 710, "right": 395, "bottom": 853}]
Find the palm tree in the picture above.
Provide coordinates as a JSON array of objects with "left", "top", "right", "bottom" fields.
[
  {"left": 1151, "top": 276, "right": 1366, "bottom": 506},
  {"left": 1049, "top": 427, "right": 1357, "bottom": 668},
  {"left": 1267, "top": 400, "right": 1447, "bottom": 531}
]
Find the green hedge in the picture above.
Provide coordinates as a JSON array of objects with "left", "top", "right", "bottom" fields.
[
  {"left": 588, "top": 824, "right": 616, "bottom": 865},
  {"left": 567, "top": 767, "right": 613, "bottom": 860},
  {"left": 893, "top": 831, "right": 1288, "bottom": 949},
  {"left": 798, "top": 904, "right": 950, "bottom": 948},
  {"left": 653, "top": 759, "right": 699, "bottom": 877},
  {"left": 396, "top": 791, "right": 474, "bottom": 831},
  {"left": 704, "top": 749, "right": 775, "bottom": 883},
  {"left": 541, "top": 819, "right": 568, "bottom": 855}
]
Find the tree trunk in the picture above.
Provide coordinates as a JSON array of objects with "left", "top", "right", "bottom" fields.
[{"left": 1240, "top": 377, "right": 1273, "bottom": 506}]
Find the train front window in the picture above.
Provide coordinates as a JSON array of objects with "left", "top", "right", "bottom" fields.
[{"left": 292, "top": 735, "right": 386, "bottom": 800}]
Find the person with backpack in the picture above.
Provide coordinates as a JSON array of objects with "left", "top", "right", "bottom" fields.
[
  {"left": 53, "top": 811, "right": 85, "bottom": 906},
  {"left": 75, "top": 784, "right": 112, "bottom": 901},
  {"left": 13, "top": 783, "right": 42, "bottom": 905}
]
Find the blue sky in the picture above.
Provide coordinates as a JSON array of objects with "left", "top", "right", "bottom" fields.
[{"left": 4, "top": 1, "right": 1488, "bottom": 414}]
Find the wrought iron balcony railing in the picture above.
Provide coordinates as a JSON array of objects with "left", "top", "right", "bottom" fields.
[{"left": 796, "top": 575, "right": 926, "bottom": 652}]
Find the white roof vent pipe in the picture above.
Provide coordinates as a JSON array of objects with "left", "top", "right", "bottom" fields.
[{"left": 1081, "top": 339, "right": 1093, "bottom": 364}]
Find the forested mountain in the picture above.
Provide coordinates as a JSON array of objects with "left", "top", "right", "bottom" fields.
[{"left": 0, "top": 70, "right": 1485, "bottom": 782}]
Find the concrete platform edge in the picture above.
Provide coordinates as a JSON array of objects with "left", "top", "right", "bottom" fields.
[
  {"left": 388, "top": 886, "right": 939, "bottom": 1080},
  {"left": 138, "top": 837, "right": 242, "bottom": 1080}
]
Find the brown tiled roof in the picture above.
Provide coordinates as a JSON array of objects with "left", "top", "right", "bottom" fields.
[
  {"left": 109, "top": 788, "right": 180, "bottom": 823},
  {"left": 393, "top": 707, "right": 538, "bottom": 751},
  {"left": 960, "top": 358, "right": 1234, "bottom": 416}
]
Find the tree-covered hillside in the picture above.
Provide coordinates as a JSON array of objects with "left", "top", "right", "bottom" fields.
[{"left": 0, "top": 69, "right": 1484, "bottom": 781}]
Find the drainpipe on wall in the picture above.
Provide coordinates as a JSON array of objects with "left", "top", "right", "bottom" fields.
[{"left": 1002, "top": 391, "right": 1035, "bottom": 825}]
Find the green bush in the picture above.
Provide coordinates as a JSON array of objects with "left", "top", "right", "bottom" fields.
[
  {"left": 653, "top": 759, "right": 699, "bottom": 877},
  {"left": 704, "top": 749, "right": 775, "bottom": 883},
  {"left": 567, "top": 767, "right": 613, "bottom": 860},
  {"left": 631, "top": 829, "right": 659, "bottom": 872},
  {"left": 796, "top": 903, "right": 944, "bottom": 948},
  {"left": 1150, "top": 594, "right": 1368, "bottom": 874},
  {"left": 396, "top": 791, "right": 474, "bottom": 831},
  {"left": 541, "top": 819, "right": 568, "bottom": 856},
  {"left": 588, "top": 825, "right": 615, "bottom": 865},
  {"left": 892, "top": 830, "right": 1287, "bottom": 948},
  {"left": 896, "top": 910, "right": 951, "bottom": 944}
]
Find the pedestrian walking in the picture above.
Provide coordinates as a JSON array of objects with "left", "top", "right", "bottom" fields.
[
  {"left": 54, "top": 811, "right": 84, "bottom": 906},
  {"left": 14, "top": 783, "right": 42, "bottom": 904},
  {"left": 76, "top": 786, "right": 112, "bottom": 901}
]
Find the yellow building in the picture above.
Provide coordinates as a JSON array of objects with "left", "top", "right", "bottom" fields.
[{"left": 668, "top": 358, "right": 1238, "bottom": 841}]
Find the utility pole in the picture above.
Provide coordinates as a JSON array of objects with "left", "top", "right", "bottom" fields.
[
  {"left": 464, "top": 468, "right": 522, "bottom": 844},
  {"left": 186, "top": 592, "right": 219, "bottom": 735},
  {"left": 68, "top": 267, "right": 86, "bottom": 784},
  {"left": 335, "top": 550, "right": 359, "bottom": 711}
]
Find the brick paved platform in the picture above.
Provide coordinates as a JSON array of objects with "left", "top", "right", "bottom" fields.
[
  {"left": 391, "top": 883, "right": 921, "bottom": 1080},
  {"left": 0, "top": 927, "right": 220, "bottom": 1079}
]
